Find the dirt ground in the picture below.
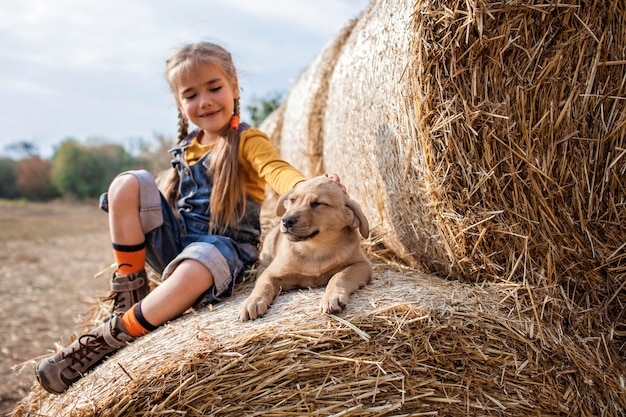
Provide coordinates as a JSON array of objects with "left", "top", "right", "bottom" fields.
[{"left": 0, "top": 200, "right": 112, "bottom": 416}]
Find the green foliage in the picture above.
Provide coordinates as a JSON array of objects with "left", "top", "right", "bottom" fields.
[
  {"left": 0, "top": 158, "right": 18, "bottom": 199},
  {"left": 246, "top": 92, "right": 284, "bottom": 126},
  {"left": 1, "top": 133, "right": 175, "bottom": 201},
  {"left": 51, "top": 139, "right": 139, "bottom": 199}
]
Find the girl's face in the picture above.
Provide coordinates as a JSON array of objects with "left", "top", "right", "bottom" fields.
[{"left": 176, "top": 61, "right": 238, "bottom": 144}]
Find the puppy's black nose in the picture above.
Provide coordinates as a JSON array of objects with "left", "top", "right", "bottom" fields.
[{"left": 281, "top": 216, "right": 297, "bottom": 229}]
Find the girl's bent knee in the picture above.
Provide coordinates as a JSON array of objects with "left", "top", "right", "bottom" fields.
[{"left": 108, "top": 173, "right": 140, "bottom": 205}]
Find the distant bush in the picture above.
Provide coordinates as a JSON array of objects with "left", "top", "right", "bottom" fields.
[
  {"left": 247, "top": 93, "right": 284, "bottom": 127},
  {"left": 51, "top": 139, "right": 142, "bottom": 199},
  {"left": 0, "top": 158, "right": 18, "bottom": 199}
]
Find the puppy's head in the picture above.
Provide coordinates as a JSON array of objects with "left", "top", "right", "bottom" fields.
[{"left": 276, "top": 176, "right": 369, "bottom": 242}]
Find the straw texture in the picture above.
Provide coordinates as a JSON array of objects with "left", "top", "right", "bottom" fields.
[
  {"left": 13, "top": 266, "right": 626, "bottom": 416},
  {"left": 280, "top": 0, "right": 625, "bottom": 342},
  {"left": 12, "top": 0, "right": 625, "bottom": 415}
]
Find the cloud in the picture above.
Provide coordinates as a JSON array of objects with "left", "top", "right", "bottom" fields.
[
  {"left": 227, "top": 0, "right": 363, "bottom": 33},
  {"left": 0, "top": 0, "right": 369, "bottom": 156}
]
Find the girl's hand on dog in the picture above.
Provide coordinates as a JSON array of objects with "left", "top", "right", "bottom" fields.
[{"left": 324, "top": 173, "right": 348, "bottom": 197}]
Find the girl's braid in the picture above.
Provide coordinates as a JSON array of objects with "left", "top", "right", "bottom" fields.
[
  {"left": 230, "top": 98, "right": 241, "bottom": 130},
  {"left": 161, "top": 109, "right": 187, "bottom": 209},
  {"left": 233, "top": 98, "right": 240, "bottom": 117},
  {"left": 177, "top": 110, "right": 189, "bottom": 143}
]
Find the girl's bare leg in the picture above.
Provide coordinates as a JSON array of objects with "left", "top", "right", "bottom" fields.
[
  {"left": 107, "top": 174, "right": 215, "bottom": 325},
  {"left": 107, "top": 174, "right": 144, "bottom": 245},
  {"left": 140, "top": 260, "right": 214, "bottom": 325}
]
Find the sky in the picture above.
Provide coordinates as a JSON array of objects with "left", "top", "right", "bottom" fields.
[{"left": 0, "top": 0, "right": 370, "bottom": 158}]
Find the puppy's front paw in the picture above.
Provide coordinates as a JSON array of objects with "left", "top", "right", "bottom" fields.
[
  {"left": 320, "top": 291, "right": 349, "bottom": 314},
  {"left": 239, "top": 296, "right": 271, "bottom": 321}
]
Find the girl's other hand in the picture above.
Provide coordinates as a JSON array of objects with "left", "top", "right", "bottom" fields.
[{"left": 324, "top": 173, "right": 348, "bottom": 197}]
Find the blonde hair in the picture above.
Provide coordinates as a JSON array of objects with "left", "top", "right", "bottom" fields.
[{"left": 163, "top": 42, "right": 245, "bottom": 234}]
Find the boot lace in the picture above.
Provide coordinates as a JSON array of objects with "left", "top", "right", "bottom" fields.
[{"left": 63, "top": 330, "right": 118, "bottom": 371}]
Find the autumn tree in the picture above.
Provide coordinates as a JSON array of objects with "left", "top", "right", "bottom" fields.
[{"left": 16, "top": 156, "right": 58, "bottom": 201}]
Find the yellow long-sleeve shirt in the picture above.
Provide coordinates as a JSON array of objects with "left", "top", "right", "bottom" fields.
[{"left": 184, "top": 127, "right": 306, "bottom": 202}]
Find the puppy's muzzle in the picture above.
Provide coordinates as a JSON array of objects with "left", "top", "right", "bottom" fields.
[
  {"left": 281, "top": 215, "right": 298, "bottom": 230},
  {"left": 281, "top": 215, "right": 319, "bottom": 241}
]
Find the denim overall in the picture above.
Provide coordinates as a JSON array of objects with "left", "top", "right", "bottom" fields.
[
  {"left": 171, "top": 128, "right": 261, "bottom": 248},
  {"left": 164, "top": 127, "right": 261, "bottom": 303},
  {"left": 101, "top": 125, "right": 261, "bottom": 305}
]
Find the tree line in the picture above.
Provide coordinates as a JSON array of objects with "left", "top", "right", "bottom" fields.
[
  {"left": 0, "top": 135, "right": 172, "bottom": 201},
  {"left": 0, "top": 94, "right": 282, "bottom": 202}
]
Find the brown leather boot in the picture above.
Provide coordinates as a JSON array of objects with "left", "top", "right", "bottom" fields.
[
  {"left": 108, "top": 269, "right": 150, "bottom": 315},
  {"left": 35, "top": 314, "right": 134, "bottom": 394}
]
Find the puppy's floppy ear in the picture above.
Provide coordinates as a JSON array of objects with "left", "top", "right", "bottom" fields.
[
  {"left": 275, "top": 188, "right": 293, "bottom": 216},
  {"left": 346, "top": 199, "right": 369, "bottom": 238}
]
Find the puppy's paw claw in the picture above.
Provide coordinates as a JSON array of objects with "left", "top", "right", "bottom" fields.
[
  {"left": 319, "top": 295, "right": 348, "bottom": 314},
  {"left": 239, "top": 297, "right": 270, "bottom": 321}
]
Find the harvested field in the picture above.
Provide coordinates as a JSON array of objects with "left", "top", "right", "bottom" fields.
[{"left": 0, "top": 200, "right": 111, "bottom": 416}]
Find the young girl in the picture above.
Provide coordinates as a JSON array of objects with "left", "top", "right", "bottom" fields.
[{"left": 35, "top": 41, "right": 314, "bottom": 394}]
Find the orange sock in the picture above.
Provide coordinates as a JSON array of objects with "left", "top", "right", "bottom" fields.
[
  {"left": 112, "top": 242, "right": 146, "bottom": 275},
  {"left": 121, "top": 302, "right": 157, "bottom": 337}
]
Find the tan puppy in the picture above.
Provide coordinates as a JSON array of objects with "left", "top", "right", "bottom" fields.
[{"left": 240, "top": 175, "right": 372, "bottom": 321}]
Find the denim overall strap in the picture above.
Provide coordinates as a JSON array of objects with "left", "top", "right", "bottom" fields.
[{"left": 168, "top": 129, "right": 261, "bottom": 247}]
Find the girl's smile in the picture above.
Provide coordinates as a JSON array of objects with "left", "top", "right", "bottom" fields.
[
  {"left": 199, "top": 109, "right": 220, "bottom": 119},
  {"left": 176, "top": 62, "right": 238, "bottom": 144}
]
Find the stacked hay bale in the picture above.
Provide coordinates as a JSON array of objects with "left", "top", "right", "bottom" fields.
[
  {"left": 12, "top": 0, "right": 626, "bottom": 416},
  {"left": 403, "top": 0, "right": 626, "bottom": 339},
  {"left": 276, "top": 19, "right": 359, "bottom": 178},
  {"left": 270, "top": 0, "right": 626, "bottom": 341}
]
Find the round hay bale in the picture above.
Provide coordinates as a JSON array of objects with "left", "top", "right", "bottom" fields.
[
  {"left": 12, "top": 266, "right": 626, "bottom": 416},
  {"left": 13, "top": 1, "right": 625, "bottom": 415},
  {"left": 272, "top": 0, "right": 626, "bottom": 337},
  {"left": 271, "top": 15, "right": 360, "bottom": 178},
  {"left": 258, "top": 101, "right": 284, "bottom": 151},
  {"left": 323, "top": 0, "right": 446, "bottom": 274}
]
